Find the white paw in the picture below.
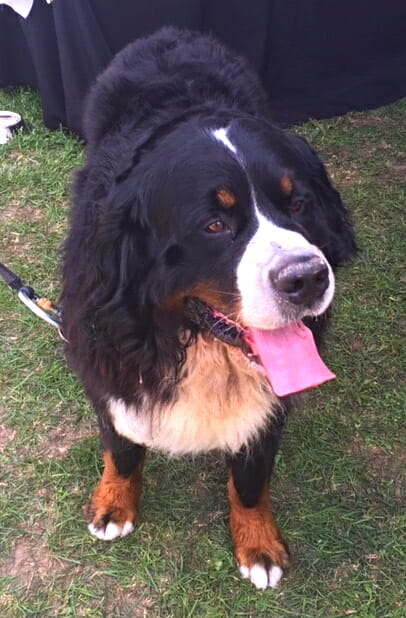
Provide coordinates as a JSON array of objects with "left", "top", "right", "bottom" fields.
[
  {"left": 88, "top": 520, "right": 134, "bottom": 541},
  {"left": 239, "top": 563, "right": 284, "bottom": 589}
]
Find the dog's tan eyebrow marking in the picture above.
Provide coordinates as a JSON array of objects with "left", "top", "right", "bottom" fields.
[
  {"left": 280, "top": 175, "right": 293, "bottom": 196},
  {"left": 216, "top": 188, "right": 237, "bottom": 208}
]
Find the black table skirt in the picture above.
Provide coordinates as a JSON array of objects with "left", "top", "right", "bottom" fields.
[{"left": 1, "top": 0, "right": 405, "bottom": 137}]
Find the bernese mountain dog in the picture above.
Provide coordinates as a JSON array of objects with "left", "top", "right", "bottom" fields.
[{"left": 61, "top": 27, "right": 357, "bottom": 589}]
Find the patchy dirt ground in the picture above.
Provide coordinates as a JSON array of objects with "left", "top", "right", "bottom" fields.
[
  {"left": 40, "top": 423, "right": 95, "bottom": 459},
  {"left": 0, "top": 537, "right": 65, "bottom": 588}
]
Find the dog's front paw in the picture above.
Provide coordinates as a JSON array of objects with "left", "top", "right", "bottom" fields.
[
  {"left": 86, "top": 482, "right": 138, "bottom": 541},
  {"left": 228, "top": 478, "right": 291, "bottom": 589},
  {"left": 237, "top": 541, "right": 290, "bottom": 589}
]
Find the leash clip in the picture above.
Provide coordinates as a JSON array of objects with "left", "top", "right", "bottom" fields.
[
  {"left": 17, "top": 286, "right": 61, "bottom": 329},
  {"left": 1, "top": 261, "right": 68, "bottom": 341}
]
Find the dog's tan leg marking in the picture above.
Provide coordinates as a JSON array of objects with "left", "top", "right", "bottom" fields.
[
  {"left": 228, "top": 476, "right": 290, "bottom": 589},
  {"left": 87, "top": 450, "right": 145, "bottom": 541}
]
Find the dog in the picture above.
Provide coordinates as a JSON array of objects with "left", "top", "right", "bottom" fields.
[{"left": 61, "top": 27, "right": 357, "bottom": 589}]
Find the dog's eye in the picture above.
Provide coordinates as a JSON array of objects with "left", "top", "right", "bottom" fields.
[
  {"left": 289, "top": 199, "right": 305, "bottom": 215},
  {"left": 205, "top": 220, "right": 229, "bottom": 234}
]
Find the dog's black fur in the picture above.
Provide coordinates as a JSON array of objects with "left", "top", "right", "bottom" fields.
[{"left": 61, "top": 27, "right": 357, "bottom": 587}]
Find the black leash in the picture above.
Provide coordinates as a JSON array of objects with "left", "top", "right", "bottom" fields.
[{"left": 0, "top": 260, "right": 66, "bottom": 340}]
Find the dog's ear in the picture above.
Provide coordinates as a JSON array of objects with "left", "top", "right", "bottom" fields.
[
  {"left": 294, "top": 136, "right": 358, "bottom": 268},
  {"left": 62, "top": 170, "right": 153, "bottom": 344},
  {"left": 95, "top": 176, "right": 153, "bottom": 315},
  {"left": 62, "top": 171, "right": 187, "bottom": 403}
]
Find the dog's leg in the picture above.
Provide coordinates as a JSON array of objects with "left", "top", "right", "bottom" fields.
[
  {"left": 87, "top": 423, "right": 146, "bottom": 541},
  {"left": 227, "top": 412, "right": 290, "bottom": 589}
]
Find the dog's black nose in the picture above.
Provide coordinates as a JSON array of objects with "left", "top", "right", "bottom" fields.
[{"left": 270, "top": 256, "right": 329, "bottom": 306}]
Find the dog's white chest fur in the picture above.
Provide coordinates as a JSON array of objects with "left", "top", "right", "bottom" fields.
[{"left": 109, "top": 337, "right": 278, "bottom": 455}]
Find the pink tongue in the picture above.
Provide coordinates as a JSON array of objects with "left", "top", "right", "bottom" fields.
[{"left": 246, "top": 321, "right": 335, "bottom": 396}]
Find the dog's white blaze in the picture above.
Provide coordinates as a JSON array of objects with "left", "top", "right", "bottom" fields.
[
  {"left": 109, "top": 338, "right": 277, "bottom": 455},
  {"left": 236, "top": 207, "right": 335, "bottom": 329},
  {"left": 212, "top": 127, "right": 238, "bottom": 154}
]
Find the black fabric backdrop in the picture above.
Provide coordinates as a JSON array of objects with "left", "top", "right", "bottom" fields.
[{"left": 1, "top": 0, "right": 405, "bottom": 137}]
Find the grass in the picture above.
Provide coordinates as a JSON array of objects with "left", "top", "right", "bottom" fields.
[{"left": 0, "top": 87, "right": 405, "bottom": 617}]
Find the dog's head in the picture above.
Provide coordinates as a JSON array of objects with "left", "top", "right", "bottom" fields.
[
  {"left": 64, "top": 115, "right": 357, "bottom": 400},
  {"left": 107, "top": 116, "right": 355, "bottom": 322}
]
